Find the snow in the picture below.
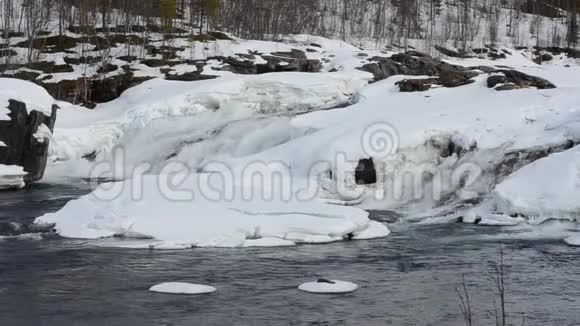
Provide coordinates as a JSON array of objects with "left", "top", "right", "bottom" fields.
[
  {"left": 0, "top": 140, "right": 6, "bottom": 147},
  {"left": 33, "top": 124, "right": 52, "bottom": 144},
  {"left": 34, "top": 174, "right": 383, "bottom": 248},
  {"left": 149, "top": 282, "right": 216, "bottom": 295},
  {"left": 298, "top": 279, "right": 359, "bottom": 294},
  {"left": 494, "top": 145, "right": 580, "bottom": 220},
  {"left": 0, "top": 164, "right": 26, "bottom": 190},
  {"left": 29, "top": 34, "right": 580, "bottom": 244},
  {"left": 0, "top": 78, "right": 55, "bottom": 117}
]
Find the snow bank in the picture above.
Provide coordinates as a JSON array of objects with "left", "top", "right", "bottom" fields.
[
  {"left": 0, "top": 164, "right": 26, "bottom": 190},
  {"left": 0, "top": 78, "right": 55, "bottom": 118},
  {"left": 149, "top": 282, "right": 216, "bottom": 295},
  {"left": 494, "top": 145, "right": 580, "bottom": 220},
  {"left": 298, "top": 279, "right": 359, "bottom": 294},
  {"left": 34, "top": 173, "right": 390, "bottom": 247}
]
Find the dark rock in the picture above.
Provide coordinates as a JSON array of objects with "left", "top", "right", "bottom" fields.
[
  {"left": 493, "top": 70, "right": 556, "bottom": 90},
  {"left": 355, "top": 158, "right": 377, "bottom": 185},
  {"left": 316, "top": 278, "right": 336, "bottom": 284},
  {"left": 39, "top": 72, "right": 153, "bottom": 106},
  {"left": 396, "top": 78, "right": 436, "bottom": 92},
  {"left": 487, "top": 74, "right": 507, "bottom": 88},
  {"left": 472, "top": 48, "right": 488, "bottom": 54},
  {"left": 405, "top": 50, "right": 429, "bottom": 57},
  {"left": 306, "top": 48, "right": 318, "bottom": 53},
  {"left": 437, "top": 69, "right": 478, "bottom": 88},
  {"left": 15, "top": 35, "right": 79, "bottom": 53},
  {"left": 515, "top": 46, "right": 528, "bottom": 50},
  {"left": 0, "top": 49, "right": 17, "bottom": 57},
  {"left": 434, "top": 45, "right": 470, "bottom": 58},
  {"left": 117, "top": 55, "right": 137, "bottom": 62},
  {"left": 475, "top": 65, "right": 497, "bottom": 73},
  {"left": 0, "top": 99, "right": 58, "bottom": 183},
  {"left": 165, "top": 71, "right": 218, "bottom": 81},
  {"left": 309, "top": 43, "right": 322, "bottom": 48},
  {"left": 26, "top": 61, "right": 74, "bottom": 73},
  {"left": 208, "top": 31, "right": 232, "bottom": 40},
  {"left": 488, "top": 52, "right": 507, "bottom": 60},
  {"left": 63, "top": 56, "right": 102, "bottom": 65},
  {"left": 96, "top": 63, "right": 118, "bottom": 74},
  {"left": 1, "top": 70, "right": 41, "bottom": 81},
  {"left": 534, "top": 53, "right": 553, "bottom": 64},
  {"left": 494, "top": 83, "right": 520, "bottom": 91}
]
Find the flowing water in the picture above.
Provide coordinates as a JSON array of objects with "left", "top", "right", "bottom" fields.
[{"left": 1, "top": 184, "right": 579, "bottom": 326}]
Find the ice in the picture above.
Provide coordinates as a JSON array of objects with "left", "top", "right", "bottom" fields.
[
  {"left": 298, "top": 279, "right": 359, "bottom": 294},
  {"left": 149, "top": 282, "right": 216, "bottom": 295},
  {"left": 0, "top": 140, "right": 6, "bottom": 147},
  {"left": 34, "top": 174, "right": 386, "bottom": 248},
  {"left": 564, "top": 236, "right": 580, "bottom": 247},
  {"left": 0, "top": 165, "right": 26, "bottom": 190},
  {"left": 494, "top": 145, "right": 580, "bottom": 219}
]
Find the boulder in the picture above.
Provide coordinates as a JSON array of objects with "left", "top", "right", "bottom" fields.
[
  {"left": 433, "top": 45, "right": 470, "bottom": 58},
  {"left": 488, "top": 70, "right": 556, "bottom": 90},
  {"left": 355, "top": 158, "right": 377, "bottom": 185},
  {"left": 396, "top": 78, "right": 436, "bottom": 92},
  {"left": 0, "top": 100, "right": 58, "bottom": 183},
  {"left": 437, "top": 69, "right": 478, "bottom": 88}
]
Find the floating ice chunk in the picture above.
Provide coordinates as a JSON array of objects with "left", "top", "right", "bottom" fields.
[
  {"left": 564, "top": 236, "right": 580, "bottom": 247},
  {"left": 149, "top": 282, "right": 216, "bottom": 295},
  {"left": 352, "top": 221, "right": 391, "bottom": 239},
  {"left": 243, "top": 237, "right": 295, "bottom": 247},
  {"left": 0, "top": 164, "right": 26, "bottom": 190},
  {"left": 298, "top": 279, "right": 359, "bottom": 294}
]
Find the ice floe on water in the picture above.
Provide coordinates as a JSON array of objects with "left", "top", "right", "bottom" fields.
[
  {"left": 35, "top": 174, "right": 390, "bottom": 248},
  {"left": 149, "top": 282, "right": 216, "bottom": 295},
  {"left": 298, "top": 279, "right": 359, "bottom": 294}
]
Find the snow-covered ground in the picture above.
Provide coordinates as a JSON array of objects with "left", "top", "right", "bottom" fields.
[{"left": 15, "top": 33, "right": 580, "bottom": 248}]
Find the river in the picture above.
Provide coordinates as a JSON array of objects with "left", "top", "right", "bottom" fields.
[{"left": 0, "top": 184, "right": 579, "bottom": 326}]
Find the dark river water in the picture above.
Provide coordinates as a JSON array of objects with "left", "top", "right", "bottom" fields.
[{"left": 0, "top": 183, "right": 579, "bottom": 326}]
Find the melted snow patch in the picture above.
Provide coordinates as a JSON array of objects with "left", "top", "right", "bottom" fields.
[
  {"left": 149, "top": 282, "right": 216, "bottom": 295},
  {"left": 298, "top": 279, "right": 359, "bottom": 294}
]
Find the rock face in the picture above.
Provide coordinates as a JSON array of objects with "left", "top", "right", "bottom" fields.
[{"left": 0, "top": 100, "right": 57, "bottom": 183}]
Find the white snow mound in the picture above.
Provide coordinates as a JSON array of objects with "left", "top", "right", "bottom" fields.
[
  {"left": 494, "top": 145, "right": 580, "bottom": 219},
  {"left": 149, "top": 282, "right": 216, "bottom": 295},
  {"left": 298, "top": 279, "right": 359, "bottom": 294},
  {"left": 34, "top": 174, "right": 389, "bottom": 248}
]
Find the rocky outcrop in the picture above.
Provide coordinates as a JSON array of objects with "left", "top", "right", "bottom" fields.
[
  {"left": 434, "top": 45, "right": 470, "bottom": 58},
  {"left": 358, "top": 51, "right": 470, "bottom": 82},
  {"left": 395, "top": 67, "right": 478, "bottom": 92},
  {"left": 487, "top": 70, "right": 556, "bottom": 90},
  {"left": 213, "top": 49, "right": 322, "bottom": 75},
  {"left": 0, "top": 100, "right": 58, "bottom": 183},
  {"left": 396, "top": 78, "right": 437, "bottom": 92}
]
